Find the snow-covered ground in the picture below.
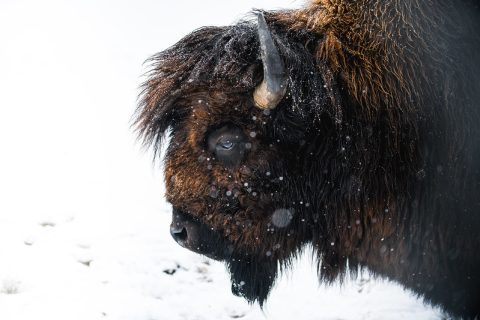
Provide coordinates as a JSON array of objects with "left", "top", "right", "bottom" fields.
[{"left": 0, "top": 0, "right": 443, "bottom": 319}]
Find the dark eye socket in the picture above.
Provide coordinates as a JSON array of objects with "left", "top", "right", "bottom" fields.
[{"left": 207, "top": 125, "right": 248, "bottom": 167}]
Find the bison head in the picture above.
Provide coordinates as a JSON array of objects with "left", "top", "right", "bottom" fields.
[{"left": 135, "top": 12, "right": 347, "bottom": 304}]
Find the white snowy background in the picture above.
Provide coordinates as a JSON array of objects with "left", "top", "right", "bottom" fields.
[{"left": 0, "top": 0, "right": 443, "bottom": 319}]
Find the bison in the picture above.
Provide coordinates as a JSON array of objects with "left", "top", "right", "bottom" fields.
[{"left": 135, "top": 0, "right": 480, "bottom": 318}]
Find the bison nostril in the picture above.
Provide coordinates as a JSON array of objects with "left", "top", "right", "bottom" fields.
[{"left": 170, "top": 225, "right": 188, "bottom": 242}]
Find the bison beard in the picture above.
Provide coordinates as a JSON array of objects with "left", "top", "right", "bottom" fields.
[{"left": 135, "top": 1, "right": 480, "bottom": 319}]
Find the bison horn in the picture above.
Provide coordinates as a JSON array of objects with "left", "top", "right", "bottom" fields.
[{"left": 253, "top": 13, "right": 287, "bottom": 110}]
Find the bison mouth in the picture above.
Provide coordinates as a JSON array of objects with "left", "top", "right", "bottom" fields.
[{"left": 170, "top": 208, "right": 278, "bottom": 305}]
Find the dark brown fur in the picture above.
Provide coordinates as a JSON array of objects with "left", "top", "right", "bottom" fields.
[{"left": 135, "top": 1, "right": 480, "bottom": 318}]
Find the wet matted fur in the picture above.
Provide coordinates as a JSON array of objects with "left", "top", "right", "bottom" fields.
[{"left": 135, "top": 1, "right": 480, "bottom": 318}]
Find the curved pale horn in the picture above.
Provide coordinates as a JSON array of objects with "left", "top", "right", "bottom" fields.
[{"left": 253, "top": 13, "right": 287, "bottom": 109}]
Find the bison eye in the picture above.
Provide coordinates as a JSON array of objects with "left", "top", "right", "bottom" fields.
[
  {"left": 219, "top": 140, "right": 234, "bottom": 150},
  {"left": 207, "top": 125, "right": 248, "bottom": 167}
]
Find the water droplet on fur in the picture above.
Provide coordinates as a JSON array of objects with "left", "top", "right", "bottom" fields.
[
  {"left": 209, "top": 186, "right": 219, "bottom": 198},
  {"left": 416, "top": 169, "right": 426, "bottom": 180},
  {"left": 249, "top": 131, "right": 257, "bottom": 138},
  {"left": 271, "top": 208, "right": 293, "bottom": 228}
]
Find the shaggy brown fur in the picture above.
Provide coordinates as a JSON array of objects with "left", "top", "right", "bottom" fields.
[{"left": 135, "top": 1, "right": 480, "bottom": 318}]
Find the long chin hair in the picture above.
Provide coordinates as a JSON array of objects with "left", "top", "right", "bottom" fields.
[{"left": 227, "top": 254, "right": 278, "bottom": 306}]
